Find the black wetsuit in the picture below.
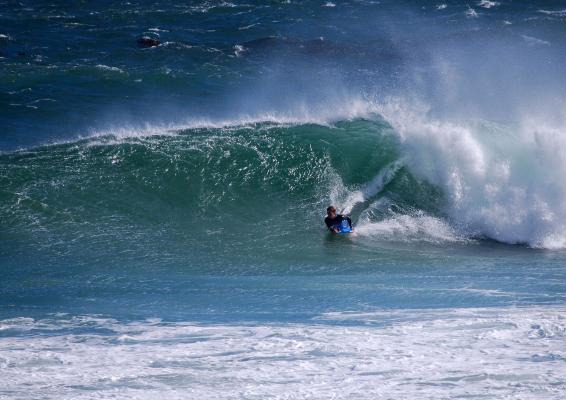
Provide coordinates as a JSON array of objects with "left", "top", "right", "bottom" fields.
[{"left": 324, "top": 214, "right": 352, "bottom": 232}]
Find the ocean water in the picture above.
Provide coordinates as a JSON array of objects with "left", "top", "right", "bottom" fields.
[{"left": 2, "top": 1, "right": 566, "bottom": 398}]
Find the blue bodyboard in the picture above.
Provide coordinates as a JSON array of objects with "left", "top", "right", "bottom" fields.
[{"left": 337, "top": 219, "right": 352, "bottom": 234}]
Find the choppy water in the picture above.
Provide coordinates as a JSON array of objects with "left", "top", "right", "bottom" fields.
[{"left": 2, "top": 1, "right": 566, "bottom": 398}]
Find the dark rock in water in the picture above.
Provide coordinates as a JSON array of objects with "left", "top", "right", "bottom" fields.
[
  {"left": 18, "top": 51, "right": 26, "bottom": 56},
  {"left": 137, "top": 36, "right": 160, "bottom": 48}
]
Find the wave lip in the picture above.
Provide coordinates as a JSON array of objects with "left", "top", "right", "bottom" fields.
[{"left": 11, "top": 97, "right": 380, "bottom": 151}]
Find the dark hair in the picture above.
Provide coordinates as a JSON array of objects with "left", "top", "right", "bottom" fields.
[{"left": 327, "top": 206, "right": 336, "bottom": 213}]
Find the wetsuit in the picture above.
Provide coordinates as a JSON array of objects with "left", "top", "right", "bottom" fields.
[{"left": 324, "top": 214, "right": 352, "bottom": 232}]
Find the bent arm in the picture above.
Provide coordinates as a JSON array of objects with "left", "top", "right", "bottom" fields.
[{"left": 325, "top": 218, "right": 339, "bottom": 233}]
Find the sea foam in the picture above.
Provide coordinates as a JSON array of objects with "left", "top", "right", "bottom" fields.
[
  {"left": 377, "top": 98, "right": 566, "bottom": 248},
  {"left": 1, "top": 306, "right": 564, "bottom": 399}
]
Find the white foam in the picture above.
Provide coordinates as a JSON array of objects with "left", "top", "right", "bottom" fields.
[
  {"left": 478, "top": 0, "right": 499, "bottom": 9},
  {"left": 95, "top": 64, "right": 126, "bottom": 74},
  {"left": 378, "top": 98, "right": 566, "bottom": 248},
  {"left": 238, "top": 23, "right": 259, "bottom": 30},
  {"left": 1, "top": 306, "right": 565, "bottom": 399},
  {"left": 233, "top": 44, "right": 246, "bottom": 56},
  {"left": 538, "top": 9, "right": 566, "bottom": 17},
  {"left": 466, "top": 7, "right": 478, "bottom": 18},
  {"left": 522, "top": 35, "right": 551, "bottom": 47}
]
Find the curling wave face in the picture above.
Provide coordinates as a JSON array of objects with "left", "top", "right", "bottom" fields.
[{"left": 0, "top": 116, "right": 405, "bottom": 267}]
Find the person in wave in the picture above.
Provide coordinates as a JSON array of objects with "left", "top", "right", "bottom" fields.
[{"left": 324, "top": 205, "right": 353, "bottom": 233}]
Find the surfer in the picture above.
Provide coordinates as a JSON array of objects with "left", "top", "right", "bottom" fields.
[{"left": 324, "top": 205, "right": 353, "bottom": 233}]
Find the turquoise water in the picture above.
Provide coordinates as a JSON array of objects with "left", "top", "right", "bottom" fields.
[{"left": 2, "top": 1, "right": 566, "bottom": 398}]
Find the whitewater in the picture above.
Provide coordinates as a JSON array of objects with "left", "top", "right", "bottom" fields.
[{"left": 2, "top": 0, "right": 566, "bottom": 398}]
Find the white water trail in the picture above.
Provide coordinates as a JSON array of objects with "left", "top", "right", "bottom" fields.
[{"left": 340, "top": 160, "right": 403, "bottom": 215}]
